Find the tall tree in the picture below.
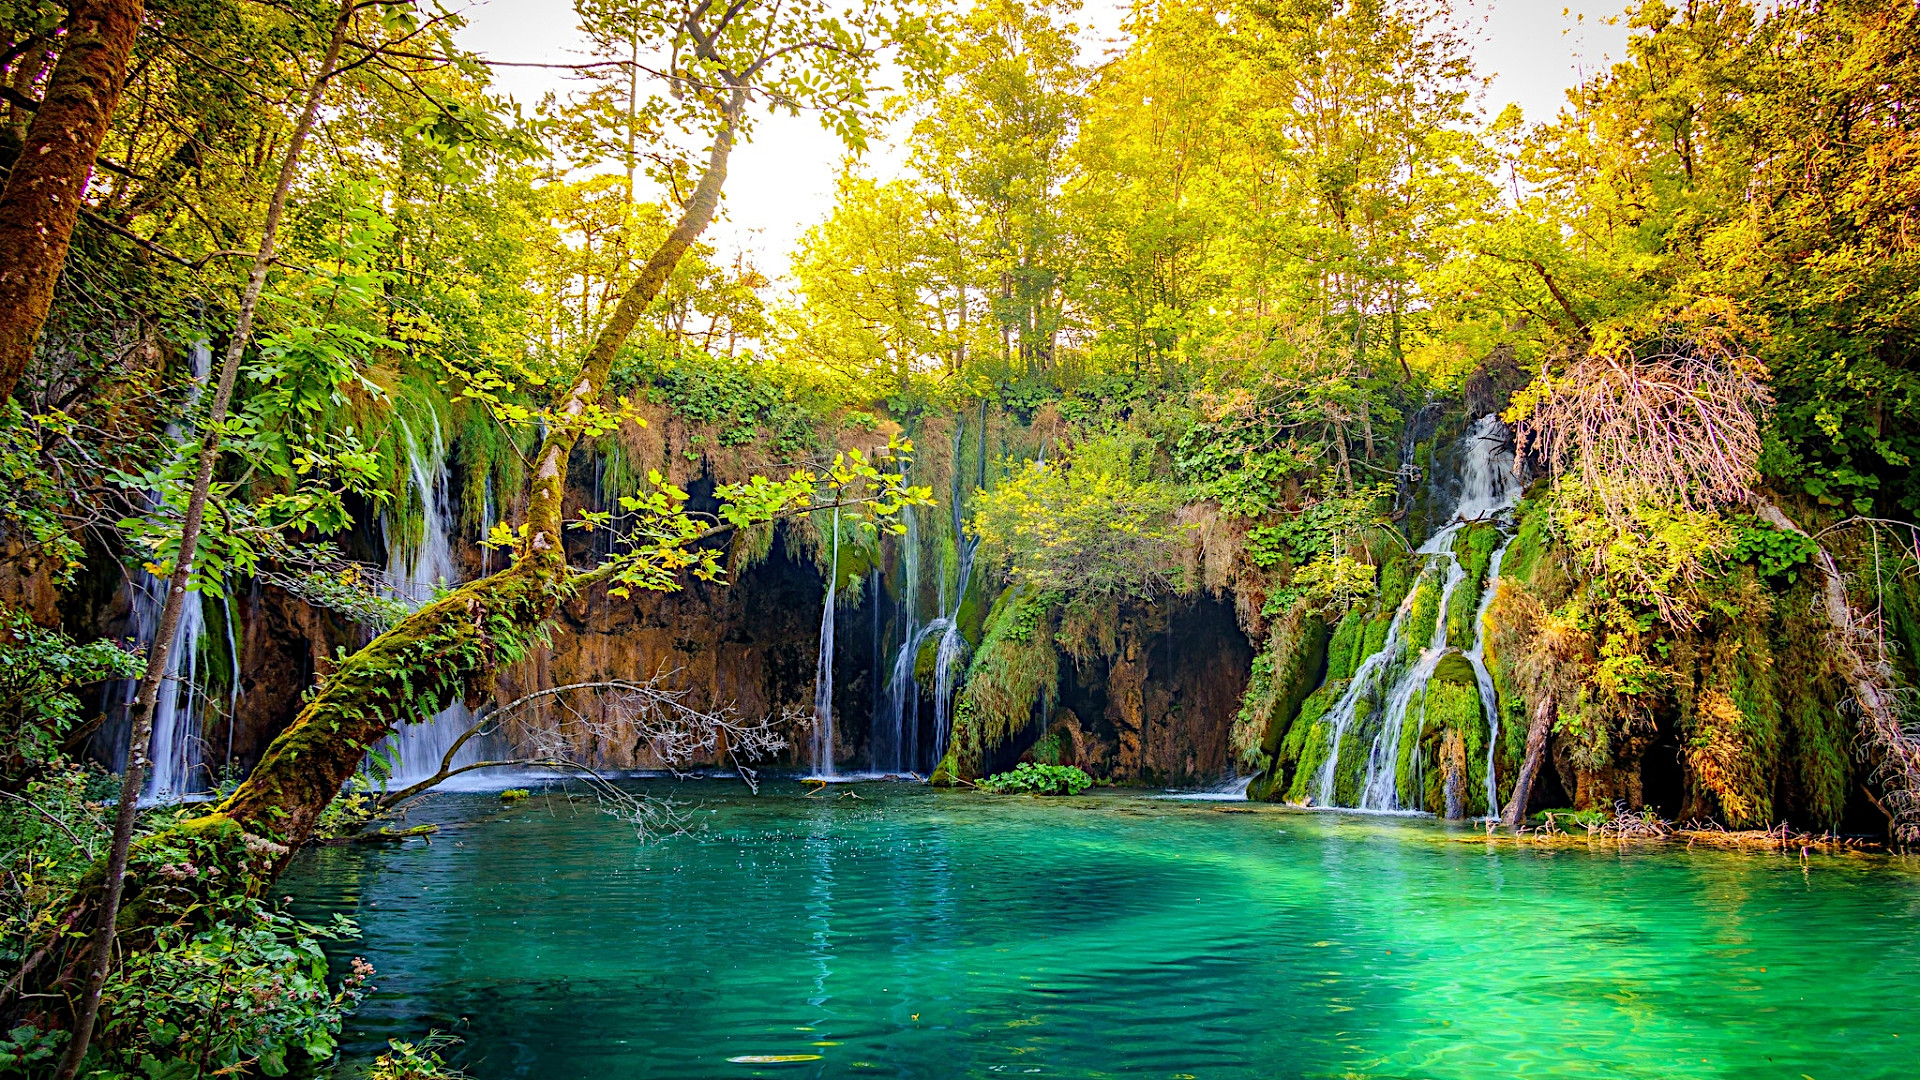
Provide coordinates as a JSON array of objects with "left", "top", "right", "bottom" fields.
[{"left": 0, "top": 0, "right": 144, "bottom": 401}]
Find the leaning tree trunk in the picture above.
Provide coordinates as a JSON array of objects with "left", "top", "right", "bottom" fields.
[
  {"left": 28, "top": 96, "right": 746, "bottom": 1016},
  {"left": 224, "top": 95, "right": 739, "bottom": 866},
  {"left": 1501, "top": 693, "right": 1554, "bottom": 826},
  {"left": 52, "top": 7, "right": 351, "bottom": 1071},
  {"left": 0, "top": 0, "right": 145, "bottom": 401}
]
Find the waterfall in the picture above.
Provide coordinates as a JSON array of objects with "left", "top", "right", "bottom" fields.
[
  {"left": 873, "top": 416, "right": 985, "bottom": 775},
  {"left": 220, "top": 591, "right": 241, "bottom": 776},
  {"left": 1307, "top": 413, "right": 1521, "bottom": 814},
  {"left": 811, "top": 507, "right": 841, "bottom": 778},
  {"left": 112, "top": 577, "right": 209, "bottom": 803},
  {"left": 873, "top": 505, "right": 922, "bottom": 774},
  {"left": 376, "top": 412, "right": 486, "bottom": 787},
  {"left": 1310, "top": 570, "right": 1420, "bottom": 805},
  {"left": 1356, "top": 545, "right": 1467, "bottom": 811},
  {"left": 104, "top": 339, "right": 220, "bottom": 803},
  {"left": 1464, "top": 534, "right": 1515, "bottom": 817},
  {"left": 932, "top": 418, "right": 985, "bottom": 765}
]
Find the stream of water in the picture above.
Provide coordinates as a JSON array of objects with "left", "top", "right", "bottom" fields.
[
  {"left": 103, "top": 339, "right": 237, "bottom": 803},
  {"left": 286, "top": 781, "right": 1920, "bottom": 1080},
  {"left": 1310, "top": 413, "right": 1522, "bottom": 814},
  {"left": 376, "top": 412, "right": 490, "bottom": 787}
]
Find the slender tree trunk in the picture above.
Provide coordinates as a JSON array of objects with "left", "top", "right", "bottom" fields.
[
  {"left": 0, "top": 0, "right": 145, "bottom": 401},
  {"left": 1501, "top": 693, "right": 1554, "bottom": 826},
  {"left": 52, "top": 6, "right": 351, "bottom": 1073},
  {"left": 1758, "top": 503, "right": 1920, "bottom": 842}
]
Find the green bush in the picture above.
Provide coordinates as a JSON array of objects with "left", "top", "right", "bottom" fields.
[
  {"left": 977, "top": 762, "right": 1092, "bottom": 796},
  {"left": 85, "top": 897, "right": 370, "bottom": 1079}
]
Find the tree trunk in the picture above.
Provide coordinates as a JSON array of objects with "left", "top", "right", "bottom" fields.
[
  {"left": 0, "top": 0, "right": 145, "bottom": 401},
  {"left": 52, "top": 5, "right": 348, "bottom": 1072},
  {"left": 1757, "top": 503, "right": 1920, "bottom": 842},
  {"left": 1502, "top": 693, "right": 1553, "bottom": 826}
]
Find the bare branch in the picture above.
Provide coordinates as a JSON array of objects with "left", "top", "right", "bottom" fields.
[{"left": 364, "top": 668, "right": 791, "bottom": 837}]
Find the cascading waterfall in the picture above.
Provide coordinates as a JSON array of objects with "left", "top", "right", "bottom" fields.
[
  {"left": 812, "top": 507, "right": 841, "bottom": 778},
  {"left": 117, "top": 577, "right": 208, "bottom": 802},
  {"left": 929, "top": 537, "right": 975, "bottom": 764},
  {"left": 872, "top": 417, "right": 986, "bottom": 775},
  {"left": 105, "top": 339, "right": 221, "bottom": 803},
  {"left": 930, "top": 417, "right": 986, "bottom": 765},
  {"left": 376, "top": 412, "right": 487, "bottom": 786},
  {"left": 1353, "top": 544, "right": 1467, "bottom": 810},
  {"left": 1464, "top": 534, "right": 1514, "bottom": 815},
  {"left": 1308, "top": 413, "right": 1521, "bottom": 814},
  {"left": 873, "top": 505, "right": 922, "bottom": 774}
]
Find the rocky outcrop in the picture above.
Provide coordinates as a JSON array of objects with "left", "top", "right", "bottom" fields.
[{"left": 1045, "top": 597, "right": 1253, "bottom": 786}]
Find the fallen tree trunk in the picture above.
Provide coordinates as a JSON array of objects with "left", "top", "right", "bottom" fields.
[{"left": 24, "top": 89, "right": 748, "bottom": 1020}]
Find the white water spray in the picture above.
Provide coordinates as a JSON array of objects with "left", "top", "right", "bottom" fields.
[
  {"left": 376, "top": 411, "right": 488, "bottom": 787},
  {"left": 812, "top": 508, "right": 841, "bottom": 777},
  {"left": 109, "top": 339, "right": 221, "bottom": 803}
]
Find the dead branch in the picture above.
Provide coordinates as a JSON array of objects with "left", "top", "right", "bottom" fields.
[
  {"left": 366, "top": 668, "right": 791, "bottom": 837},
  {"left": 1759, "top": 502, "right": 1920, "bottom": 843},
  {"left": 1516, "top": 333, "right": 1769, "bottom": 520}
]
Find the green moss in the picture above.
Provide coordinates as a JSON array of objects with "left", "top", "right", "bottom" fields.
[
  {"left": 1772, "top": 580, "right": 1850, "bottom": 827},
  {"left": 1393, "top": 698, "right": 1429, "bottom": 809},
  {"left": 955, "top": 587, "right": 1061, "bottom": 752},
  {"left": 1409, "top": 679, "right": 1487, "bottom": 815},
  {"left": 1378, "top": 553, "right": 1414, "bottom": 610},
  {"left": 1326, "top": 608, "right": 1367, "bottom": 681},
  {"left": 1234, "top": 609, "right": 1330, "bottom": 774},
  {"left": 1500, "top": 498, "right": 1554, "bottom": 585},
  {"left": 1404, "top": 569, "right": 1443, "bottom": 657},
  {"left": 1279, "top": 680, "right": 1346, "bottom": 801},
  {"left": 1446, "top": 523, "right": 1502, "bottom": 649},
  {"left": 1432, "top": 651, "right": 1476, "bottom": 687},
  {"left": 1331, "top": 723, "right": 1369, "bottom": 806},
  {"left": 930, "top": 744, "right": 962, "bottom": 786}
]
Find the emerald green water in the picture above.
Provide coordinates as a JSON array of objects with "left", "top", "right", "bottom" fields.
[{"left": 284, "top": 782, "right": 1920, "bottom": 1079}]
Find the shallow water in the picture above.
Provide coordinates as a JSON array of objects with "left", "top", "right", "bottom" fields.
[{"left": 284, "top": 781, "right": 1920, "bottom": 1079}]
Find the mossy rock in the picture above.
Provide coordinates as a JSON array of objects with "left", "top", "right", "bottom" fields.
[
  {"left": 1432, "top": 651, "right": 1477, "bottom": 687},
  {"left": 930, "top": 745, "right": 964, "bottom": 787},
  {"left": 1325, "top": 608, "right": 1367, "bottom": 682}
]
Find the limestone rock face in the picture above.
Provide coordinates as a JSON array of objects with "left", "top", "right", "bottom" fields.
[
  {"left": 1051, "top": 597, "right": 1254, "bottom": 787},
  {"left": 497, "top": 532, "right": 830, "bottom": 770}
]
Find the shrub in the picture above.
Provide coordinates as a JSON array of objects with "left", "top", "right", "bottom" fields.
[
  {"left": 91, "top": 898, "right": 370, "bottom": 1078},
  {"left": 977, "top": 762, "right": 1092, "bottom": 796}
]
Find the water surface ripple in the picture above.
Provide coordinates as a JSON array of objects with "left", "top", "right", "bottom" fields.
[{"left": 283, "top": 782, "right": 1920, "bottom": 1079}]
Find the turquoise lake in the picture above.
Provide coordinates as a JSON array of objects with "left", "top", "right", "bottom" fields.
[{"left": 283, "top": 781, "right": 1920, "bottom": 1078}]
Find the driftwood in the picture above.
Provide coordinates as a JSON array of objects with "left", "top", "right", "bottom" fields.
[
  {"left": 1471, "top": 804, "right": 1877, "bottom": 854},
  {"left": 326, "top": 824, "right": 440, "bottom": 845}
]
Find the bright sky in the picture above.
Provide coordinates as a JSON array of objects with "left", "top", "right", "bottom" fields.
[{"left": 453, "top": 0, "right": 1632, "bottom": 279}]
